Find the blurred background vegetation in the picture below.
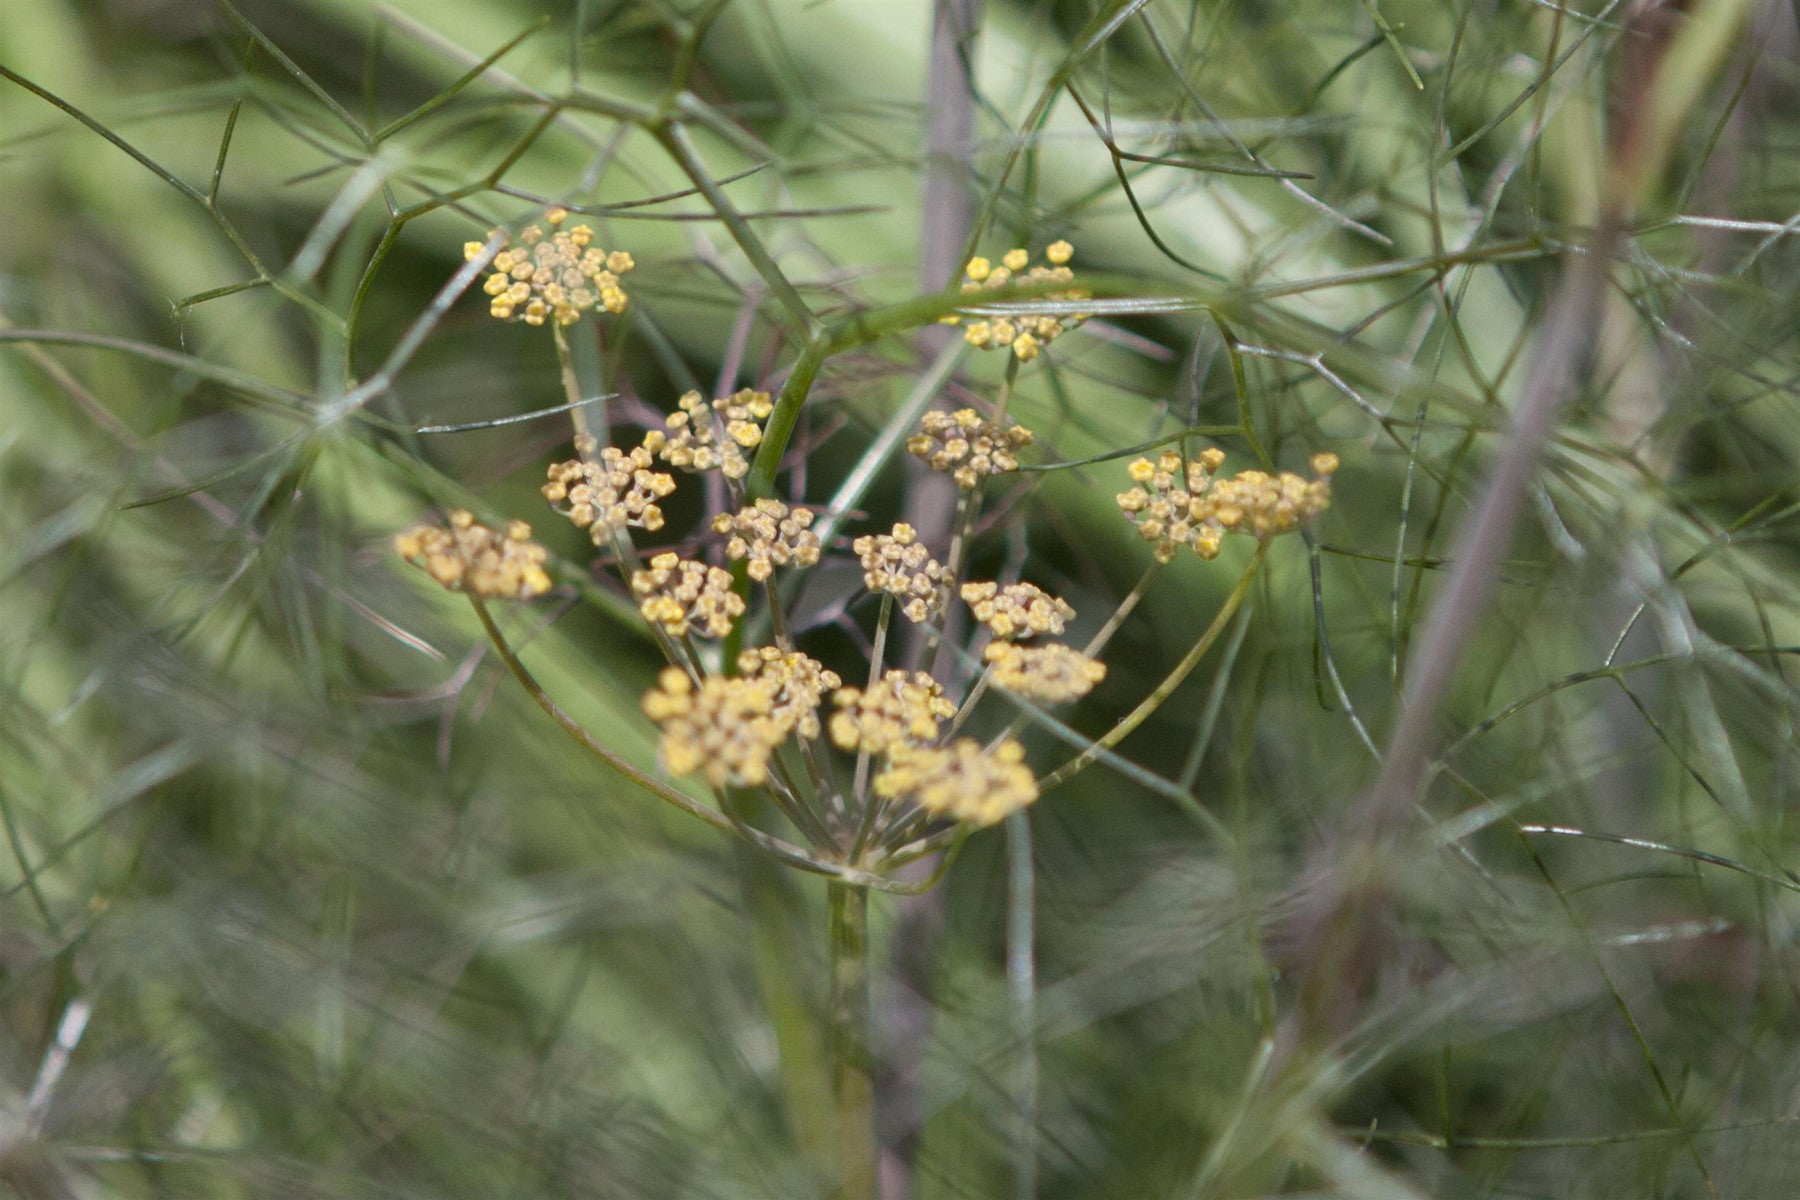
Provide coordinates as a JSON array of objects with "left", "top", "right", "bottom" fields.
[{"left": 4, "top": 0, "right": 1800, "bottom": 1196}]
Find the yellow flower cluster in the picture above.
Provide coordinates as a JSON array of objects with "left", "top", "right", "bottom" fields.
[
  {"left": 543, "top": 435, "right": 678, "bottom": 543},
  {"left": 641, "top": 667, "right": 785, "bottom": 788},
  {"left": 394, "top": 511, "right": 553, "bottom": 600},
  {"left": 713, "top": 499, "right": 822, "bottom": 582},
  {"left": 906, "top": 409, "right": 1034, "bottom": 490},
  {"left": 631, "top": 553, "right": 745, "bottom": 639},
  {"left": 852, "top": 523, "right": 950, "bottom": 623},
  {"left": 960, "top": 581, "right": 1074, "bottom": 640},
  {"left": 984, "top": 642, "right": 1106, "bottom": 703},
  {"left": 469, "top": 207, "right": 634, "bottom": 326},
  {"left": 874, "top": 738, "right": 1039, "bottom": 827},
  {"left": 942, "top": 243, "right": 1089, "bottom": 361},
  {"left": 1116, "top": 449, "right": 1338, "bottom": 562},
  {"left": 737, "top": 647, "right": 842, "bottom": 740},
  {"left": 644, "top": 649, "right": 844, "bottom": 787},
  {"left": 828, "top": 670, "right": 957, "bottom": 756},
  {"left": 644, "top": 388, "right": 774, "bottom": 480}
]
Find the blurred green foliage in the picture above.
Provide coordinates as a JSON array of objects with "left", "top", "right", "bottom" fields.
[{"left": 4, "top": 0, "right": 1800, "bottom": 1196}]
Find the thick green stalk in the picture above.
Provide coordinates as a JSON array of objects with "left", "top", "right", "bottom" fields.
[
  {"left": 733, "top": 831, "right": 834, "bottom": 1186},
  {"left": 828, "top": 882, "right": 877, "bottom": 1200}
]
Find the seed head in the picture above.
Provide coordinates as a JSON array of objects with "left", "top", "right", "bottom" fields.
[
  {"left": 631, "top": 552, "right": 745, "bottom": 639},
  {"left": 645, "top": 388, "right": 775, "bottom": 480},
  {"left": 543, "top": 435, "right": 678, "bottom": 543},
  {"left": 852, "top": 523, "right": 950, "bottom": 623},
  {"left": 713, "top": 499, "right": 821, "bottom": 582},
  {"left": 984, "top": 642, "right": 1106, "bottom": 703},
  {"left": 960, "top": 581, "right": 1074, "bottom": 640},
  {"left": 906, "top": 408, "right": 1034, "bottom": 490},
  {"left": 641, "top": 667, "right": 785, "bottom": 788},
  {"left": 469, "top": 208, "right": 634, "bottom": 325},
  {"left": 737, "top": 647, "right": 842, "bottom": 740},
  {"left": 828, "top": 670, "right": 956, "bottom": 756},
  {"left": 393, "top": 511, "right": 553, "bottom": 600},
  {"left": 874, "top": 738, "right": 1039, "bottom": 827}
]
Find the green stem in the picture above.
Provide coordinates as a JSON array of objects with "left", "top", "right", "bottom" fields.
[
  {"left": 736, "top": 845, "right": 834, "bottom": 1187},
  {"left": 945, "top": 667, "right": 993, "bottom": 740},
  {"left": 552, "top": 324, "right": 671, "bottom": 675},
  {"left": 990, "top": 351, "right": 1022, "bottom": 422},
  {"left": 1083, "top": 562, "right": 1162, "bottom": 657},
  {"left": 745, "top": 273, "right": 1159, "bottom": 502},
  {"left": 1038, "top": 543, "right": 1266, "bottom": 792},
  {"left": 850, "top": 594, "right": 895, "bottom": 857},
  {"left": 470, "top": 598, "right": 908, "bottom": 891},
  {"left": 828, "top": 882, "right": 878, "bottom": 1200},
  {"left": 658, "top": 114, "right": 820, "bottom": 340},
  {"left": 552, "top": 323, "right": 602, "bottom": 447},
  {"left": 761, "top": 581, "right": 841, "bottom": 836},
  {"left": 747, "top": 334, "right": 828, "bottom": 500},
  {"left": 922, "top": 486, "right": 976, "bottom": 673}
]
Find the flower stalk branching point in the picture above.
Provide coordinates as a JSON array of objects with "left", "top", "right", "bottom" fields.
[{"left": 392, "top": 219, "right": 1345, "bottom": 1200}]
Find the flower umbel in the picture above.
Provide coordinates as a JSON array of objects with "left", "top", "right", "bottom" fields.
[
  {"left": 942, "top": 242, "right": 1089, "bottom": 361},
  {"left": 714, "top": 500, "right": 822, "bottom": 582},
  {"left": 906, "top": 409, "right": 1034, "bottom": 490},
  {"left": 984, "top": 642, "right": 1107, "bottom": 703},
  {"left": 394, "top": 511, "right": 554, "bottom": 600},
  {"left": 960, "top": 581, "right": 1075, "bottom": 640},
  {"left": 641, "top": 667, "right": 785, "bottom": 788},
  {"left": 852, "top": 523, "right": 950, "bottom": 623},
  {"left": 631, "top": 553, "right": 745, "bottom": 639},
  {"left": 1116, "top": 448, "right": 1337, "bottom": 562},
  {"left": 469, "top": 207, "right": 634, "bottom": 326},
  {"left": 645, "top": 388, "right": 775, "bottom": 481},
  {"left": 874, "top": 737, "right": 1039, "bottom": 827},
  {"left": 1204, "top": 453, "right": 1338, "bottom": 538},
  {"left": 828, "top": 670, "right": 957, "bottom": 756},
  {"left": 738, "top": 647, "right": 842, "bottom": 740},
  {"left": 542, "top": 435, "right": 678, "bottom": 543}
]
